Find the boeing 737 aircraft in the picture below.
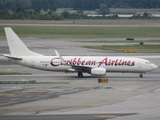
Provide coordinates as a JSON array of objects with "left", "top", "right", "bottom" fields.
[{"left": 3, "top": 27, "right": 157, "bottom": 78}]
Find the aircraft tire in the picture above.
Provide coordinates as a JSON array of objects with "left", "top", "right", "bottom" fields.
[
  {"left": 78, "top": 72, "right": 83, "bottom": 78},
  {"left": 139, "top": 73, "right": 143, "bottom": 78}
]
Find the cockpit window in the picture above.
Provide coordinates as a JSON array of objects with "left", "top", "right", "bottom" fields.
[{"left": 146, "top": 62, "right": 151, "bottom": 64}]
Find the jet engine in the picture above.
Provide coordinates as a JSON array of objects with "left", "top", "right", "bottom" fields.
[{"left": 91, "top": 68, "right": 106, "bottom": 76}]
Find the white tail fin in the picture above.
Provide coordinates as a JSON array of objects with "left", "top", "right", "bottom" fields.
[{"left": 4, "top": 27, "right": 43, "bottom": 56}]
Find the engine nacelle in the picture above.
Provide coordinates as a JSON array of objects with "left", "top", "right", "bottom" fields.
[{"left": 91, "top": 68, "right": 106, "bottom": 76}]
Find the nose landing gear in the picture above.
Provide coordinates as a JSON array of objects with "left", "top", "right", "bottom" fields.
[{"left": 139, "top": 73, "right": 143, "bottom": 78}]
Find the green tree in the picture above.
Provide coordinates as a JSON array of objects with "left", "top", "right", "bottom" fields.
[
  {"left": 61, "top": 10, "right": 70, "bottom": 19},
  {"left": 0, "top": 10, "right": 11, "bottom": 19},
  {"left": 11, "top": 12, "right": 18, "bottom": 19},
  {"left": 99, "top": 3, "right": 109, "bottom": 16},
  {"left": 16, "top": 0, "right": 32, "bottom": 9},
  {"left": 143, "top": 12, "right": 151, "bottom": 18},
  {"left": 5, "top": 0, "right": 16, "bottom": 10}
]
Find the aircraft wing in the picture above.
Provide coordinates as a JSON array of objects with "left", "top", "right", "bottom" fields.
[
  {"left": 71, "top": 65, "right": 96, "bottom": 73},
  {"left": 54, "top": 50, "right": 97, "bottom": 73},
  {"left": 69, "top": 64, "right": 106, "bottom": 76}
]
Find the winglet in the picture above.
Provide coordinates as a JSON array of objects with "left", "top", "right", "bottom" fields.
[{"left": 55, "top": 50, "right": 66, "bottom": 65}]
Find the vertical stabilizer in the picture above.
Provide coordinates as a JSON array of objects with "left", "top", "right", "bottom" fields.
[{"left": 4, "top": 27, "right": 42, "bottom": 56}]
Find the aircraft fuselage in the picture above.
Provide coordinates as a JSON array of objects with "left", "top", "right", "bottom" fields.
[{"left": 10, "top": 56, "right": 157, "bottom": 73}]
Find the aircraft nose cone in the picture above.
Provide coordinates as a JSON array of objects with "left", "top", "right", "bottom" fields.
[{"left": 152, "top": 64, "right": 158, "bottom": 70}]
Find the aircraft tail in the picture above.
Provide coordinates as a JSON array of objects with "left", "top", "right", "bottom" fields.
[{"left": 4, "top": 27, "right": 43, "bottom": 57}]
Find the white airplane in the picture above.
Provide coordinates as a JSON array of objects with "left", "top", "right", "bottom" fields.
[{"left": 3, "top": 27, "right": 158, "bottom": 78}]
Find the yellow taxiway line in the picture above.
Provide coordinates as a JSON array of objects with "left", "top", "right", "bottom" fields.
[
  {"left": 23, "top": 90, "right": 46, "bottom": 93},
  {"left": 94, "top": 115, "right": 120, "bottom": 119},
  {"left": 0, "top": 94, "right": 16, "bottom": 97}
]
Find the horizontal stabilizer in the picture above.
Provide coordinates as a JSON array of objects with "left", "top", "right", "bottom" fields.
[{"left": 3, "top": 54, "right": 22, "bottom": 60}]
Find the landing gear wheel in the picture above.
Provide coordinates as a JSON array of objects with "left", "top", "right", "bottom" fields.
[
  {"left": 139, "top": 73, "right": 143, "bottom": 78},
  {"left": 78, "top": 72, "right": 83, "bottom": 78}
]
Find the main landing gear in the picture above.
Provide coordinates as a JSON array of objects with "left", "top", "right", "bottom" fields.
[
  {"left": 139, "top": 73, "right": 143, "bottom": 78},
  {"left": 78, "top": 72, "right": 83, "bottom": 78}
]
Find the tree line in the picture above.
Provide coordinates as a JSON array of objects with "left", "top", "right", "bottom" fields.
[
  {"left": 1, "top": 0, "right": 160, "bottom": 11},
  {"left": 0, "top": 0, "right": 159, "bottom": 20}
]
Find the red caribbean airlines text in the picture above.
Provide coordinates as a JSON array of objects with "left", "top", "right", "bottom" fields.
[{"left": 50, "top": 57, "right": 135, "bottom": 67}]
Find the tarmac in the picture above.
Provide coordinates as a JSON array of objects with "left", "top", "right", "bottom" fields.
[{"left": 0, "top": 36, "right": 160, "bottom": 120}]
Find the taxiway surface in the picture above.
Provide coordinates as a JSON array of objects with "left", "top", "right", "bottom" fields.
[{"left": 0, "top": 37, "right": 160, "bottom": 120}]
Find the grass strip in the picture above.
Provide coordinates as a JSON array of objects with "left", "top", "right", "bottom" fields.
[
  {"left": 84, "top": 44, "right": 160, "bottom": 53},
  {"left": 1, "top": 26, "right": 160, "bottom": 38},
  {"left": 0, "top": 72, "right": 31, "bottom": 75},
  {"left": 35, "top": 82, "right": 69, "bottom": 84},
  {"left": 0, "top": 81, "right": 69, "bottom": 84},
  {"left": 76, "top": 40, "right": 160, "bottom": 43},
  {"left": 1, "top": 19, "right": 160, "bottom": 25}
]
